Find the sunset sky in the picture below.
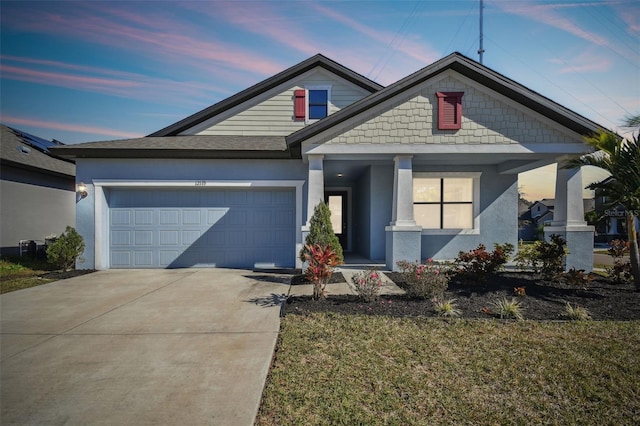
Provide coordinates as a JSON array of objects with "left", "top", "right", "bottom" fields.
[{"left": 1, "top": 0, "right": 638, "bottom": 201}]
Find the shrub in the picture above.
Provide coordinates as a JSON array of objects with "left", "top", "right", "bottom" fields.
[
  {"left": 607, "top": 240, "right": 632, "bottom": 283},
  {"left": 350, "top": 268, "right": 383, "bottom": 303},
  {"left": 516, "top": 235, "right": 567, "bottom": 279},
  {"left": 564, "top": 302, "right": 592, "bottom": 321},
  {"left": 454, "top": 242, "right": 514, "bottom": 282},
  {"left": 396, "top": 259, "right": 449, "bottom": 300},
  {"left": 493, "top": 297, "right": 524, "bottom": 320},
  {"left": 300, "top": 202, "right": 343, "bottom": 264},
  {"left": 561, "top": 267, "right": 592, "bottom": 288},
  {"left": 302, "top": 244, "right": 341, "bottom": 301},
  {"left": 46, "top": 226, "right": 85, "bottom": 271},
  {"left": 434, "top": 299, "right": 462, "bottom": 318},
  {"left": 514, "top": 242, "right": 543, "bottom": 273},
  {"left": 537, "top": 235, "right": 567, "bottom": 279}
]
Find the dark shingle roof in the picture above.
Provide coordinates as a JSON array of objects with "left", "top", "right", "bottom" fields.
[
  {"left": 1, "top": 125, "right": 75, "bottom": 177},
  {"left": 149, "top": 54, "right": 384, "bottom": 137},
  {"left": 286, "top": 52, "right": 602, "bottom": 147},
  {"left": 51, "top": 135, "right": 291, "bottom": 159}
]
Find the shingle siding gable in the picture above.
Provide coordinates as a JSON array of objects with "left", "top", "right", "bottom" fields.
[{"left": 322, "top": 75, "right": 583, "bottom": 146}]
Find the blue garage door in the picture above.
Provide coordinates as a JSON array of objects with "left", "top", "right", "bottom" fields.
[{"left": 108, "top": 188, "right": 295, "bottom": 268}]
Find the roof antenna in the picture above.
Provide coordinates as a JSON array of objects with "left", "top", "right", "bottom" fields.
[{"left": 478, "top": 0, "right": 485, "bottom": 64}]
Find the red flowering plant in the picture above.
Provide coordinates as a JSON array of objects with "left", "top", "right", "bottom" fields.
[
  {"left": 454, "top": 242, "right": 514, "bottom": 283},
  {"left": 302, "top": 244, "right": 341, "bottom": 300},
  {"left": 396, "top": 258, "right": 450, "bottom": 300},
  {"left": 350, "top": 268, "right": 383, "bottom": 303}
]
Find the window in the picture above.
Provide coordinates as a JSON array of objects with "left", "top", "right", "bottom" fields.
[
  {"left": 293, "top": 85, "right": 331, "bottom": 123},
  {"left": 413, "top": 173, "right": 480, "bottom": 230},
  {"left": 436, "top": 92, "right": 463, "bottom": 130},
  {"left": 308, "top": 90, "right": 328, "bottom": 119}
]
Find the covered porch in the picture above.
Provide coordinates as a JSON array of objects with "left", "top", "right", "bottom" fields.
[{"left": 302, "top": 148, "right": 594, "bottom": 272}]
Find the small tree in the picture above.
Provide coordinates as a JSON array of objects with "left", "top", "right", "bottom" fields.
[
  {"left": 46, "top": 226, "right": 85, "bottom": 271},
  {"left": 300, "top": 202, "right": 343, "bottom": 263}
]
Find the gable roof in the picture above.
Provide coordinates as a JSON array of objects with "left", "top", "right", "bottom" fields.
[
  {"left": 149, "top": 54, "right": 384, "bottom": 137},
  {"left": 286, "top": 52, "right": 601, "bottom": 147},
  {"left": 1, "top": 125, "right": 75, "bottom": 177}
]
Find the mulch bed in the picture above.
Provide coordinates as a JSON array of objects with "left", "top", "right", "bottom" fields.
[
  {"left": 285, "top": 272, "right": 640, "bottom": 320},
  {"left": 40, "top": 269, "right": 97, "bottom": 280}
]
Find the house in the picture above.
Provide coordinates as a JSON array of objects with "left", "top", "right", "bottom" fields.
[
  {"left": 0, "top": 125, "right": 76, "bottom": 256},
  {"left": 594, "top": 178, "right": 640, "bottom": 242},
  {"left": 52, "top": 53, "right": 601, "bottom": 272},
  {"left": 519, "top": 198, "right": 595, "bottom": 241}
]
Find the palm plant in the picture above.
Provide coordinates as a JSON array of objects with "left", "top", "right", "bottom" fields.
[{"left": 565, "top": 116, "right": 640, "bottom": 289}]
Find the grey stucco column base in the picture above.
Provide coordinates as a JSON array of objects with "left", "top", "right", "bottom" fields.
[
  {"left": 544, "top": 225, "right": 595, "bottom": 272},
  {"left": 385, "top": 226, "right": 422, "bottom": 271}
]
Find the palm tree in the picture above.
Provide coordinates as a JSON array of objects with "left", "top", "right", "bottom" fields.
[{"left": 565, "top": 115, "right": 640, "bottom": 289}]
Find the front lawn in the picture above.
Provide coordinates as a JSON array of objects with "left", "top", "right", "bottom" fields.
[
  {"left": 0, "top": 258, "right": 94, "bottom": 294},
  {"left": 0, "top": 258, "right": 57, "bottom": 294},
  {"left": 257, "top": 314, "right": 640, "bottom": 425}
]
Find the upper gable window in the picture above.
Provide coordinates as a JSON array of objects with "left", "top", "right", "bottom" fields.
[
  {"left": 294, "top": 85, "right": 331, "bottom": 123},
  {"left": 436, "top": 91, "right": 464, "bottom": 130},
  {"left": 308, "top": 90, "right": 328, "bottom": 119}
]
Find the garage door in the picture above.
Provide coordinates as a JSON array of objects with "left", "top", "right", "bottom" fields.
[{"left": 108, "top": 188, "right": 295, "bottom": 268}]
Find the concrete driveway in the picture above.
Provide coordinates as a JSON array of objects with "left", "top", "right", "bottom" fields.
[{"left": 0, "top": 269, "right": 289, "bottom": 425}]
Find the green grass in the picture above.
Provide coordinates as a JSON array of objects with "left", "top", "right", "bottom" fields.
[
  {"left": 257, "top": 314, "right": 640, "bottom": 425},
  {"left": 0, "top": 257, "right": 56, "bottom": 294}
]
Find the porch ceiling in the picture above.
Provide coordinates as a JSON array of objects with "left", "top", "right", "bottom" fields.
[{"left": 320, "top": 151, "right": 562, "bottom": 179}]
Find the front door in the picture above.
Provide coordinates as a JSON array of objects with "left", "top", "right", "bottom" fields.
[{"left": 325, "top": 191, "right": 348, "bottom": 251}]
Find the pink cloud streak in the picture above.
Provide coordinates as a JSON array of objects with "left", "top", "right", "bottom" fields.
[
  {"left": 2, "top": 116, "right": 143, "bottom": 139},
  {"left": 310, "top": 3, "right": 439, "bottom": 65},
  {"left": 0, "top": 56, "right": 227, "bottom": 107},
  {"left": 2, "top": 4, "right": 286, "bottom": 81},
  {"left": 493, "top": 1, "right": 609, "bottom": 46}
]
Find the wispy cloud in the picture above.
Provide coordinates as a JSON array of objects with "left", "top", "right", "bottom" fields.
[
  {"left": 615, "top": 3, "right": 640, "bottom": 35},
  {"left": 184, "top": 2, "right": 387, "bottom": 84},
  {"left": 492, "top": 1, "right": 609, "bottom": 46},
  {"left": 548, "top": 50, "right": 613, "bottom": 74},
  {"left": 310, "top": 3, "right": 440, "bottom": 66},
  {"left": 1, "top": 3, "right": 285, "bottom": 83},
  {"left": 195, "top": 1, "right": 437, "bottom": 85},
  {"left": 1, "top": 116, "right": 143, "bottom": 139},
  {"left": 0, "top": 55, "right": 225, "bottom": 106}
]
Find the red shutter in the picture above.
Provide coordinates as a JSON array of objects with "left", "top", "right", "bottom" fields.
[
  {"left": 436, "top": 92, "right": 463, "bottom": 130},
  {"left": 294, "top": 89, "right": 306, "bottom": 121}
]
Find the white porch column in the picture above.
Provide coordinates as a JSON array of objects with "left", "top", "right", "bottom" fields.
[
  {"left": 390, "top": 155, "right": 417, "bottom": 226},
  {"left": 305, "top": 154, "right": 325, "bottom": 225},
  {"left": 545, "top": 166, "right": 594, "bottom": 272},
  {"left": 386, "top": 155, "right": 422, "bottom": 271}
]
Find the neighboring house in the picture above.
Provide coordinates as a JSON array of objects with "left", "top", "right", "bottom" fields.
[
  {"left": 52, "top": 53, "right": 601, "bottom": 272},
  {"left": 594, "top": 178, "right": 640, "bottom": 242},
  {"left": 519, "top": 198, "right": 594, "bottom": 241},
  {"left": 530, "top": 199, "right": 554, "bottom": 221},
  {"left": 0, "top": 125, "right": 76, "bottom": 257}
]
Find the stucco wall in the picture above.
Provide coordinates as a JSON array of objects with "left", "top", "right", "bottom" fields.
[
  {"left": 322, "top": 73, "right": 581, "bottom": 146},
  {"left": 1, "top": 166, "right": 75, "bottom": 256},
  {"left": 368, "top": 165, "right": 394, "bottom": 260},
  {"left": 75, "top": 158, "right": 308, "bottom": 269},
  {"left": 418, "top": 167, "right": 519, "bottom": 260},
  {"left": 354, "top": 167, "right": 371, "bottom": 257}
]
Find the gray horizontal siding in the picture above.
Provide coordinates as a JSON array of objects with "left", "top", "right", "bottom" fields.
[{"left": 195, "top": 69, "right": 371, "bottom": 137}]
